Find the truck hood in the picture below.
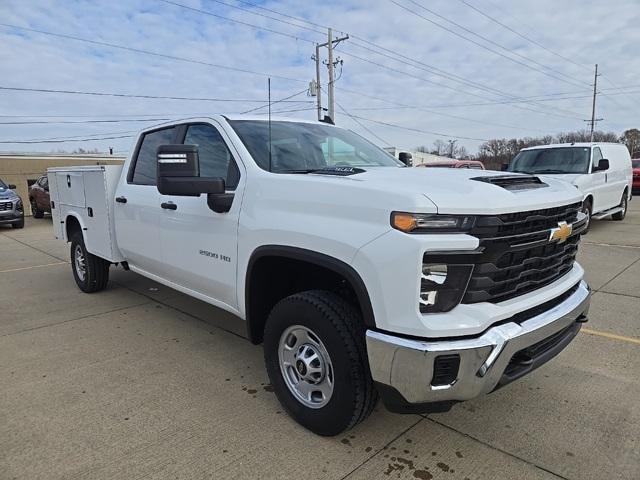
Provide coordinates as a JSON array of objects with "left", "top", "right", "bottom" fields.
[{"left": 312, "top": 167, "right": 583, "bottom": 215}]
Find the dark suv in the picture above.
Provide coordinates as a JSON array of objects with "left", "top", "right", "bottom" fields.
[
  {"left": 0, "top": 178, "right": 24, "bottom": 228},
  {"left": 28, "top": 174, "right": 51, "bottom": 218}
]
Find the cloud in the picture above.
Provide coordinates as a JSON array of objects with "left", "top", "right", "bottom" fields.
[{"left": 1, "top": 0, "right": 639, "bottom": 154}]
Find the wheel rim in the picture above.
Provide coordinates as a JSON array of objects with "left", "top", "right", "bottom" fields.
[
  {"left": 31, "top": 200, "right": 37, "bottom": 212},
  {"left": 582, "top": 206, "right": 591, "bottom": 228},
  {"left": 74, "top": 245, "right": 87, "bottom": 282},
  {"left": 278, "top": 325, "right": 334, "bottom": 409}
]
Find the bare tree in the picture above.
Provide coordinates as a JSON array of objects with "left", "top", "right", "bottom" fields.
[{"left": 621, "top": 129, "right": 640, "bottom": 157}]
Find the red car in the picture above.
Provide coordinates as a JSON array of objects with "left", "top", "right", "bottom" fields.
[
  {"left": 417, "top": 160, "right": 485, "bottom": 169},
  {"left": 28, "top": 174, "right": 51, "bottom": 218},
  {"left": 633, "top": 159, "right": 640, "bottom": 194}
]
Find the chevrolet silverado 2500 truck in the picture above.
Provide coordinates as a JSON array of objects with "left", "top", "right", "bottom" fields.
[{"left": 48, "top": 116, "right": 590, "bottom": 436}]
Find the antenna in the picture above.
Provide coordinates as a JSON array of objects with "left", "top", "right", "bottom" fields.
[{"left": 268, "top": 78, "right": 272, "bottom": 172}]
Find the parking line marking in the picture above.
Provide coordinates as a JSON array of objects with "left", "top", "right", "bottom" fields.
[
  {"left": 583, "top": 241, "right": 640, "bottom": 249},
  {"left": 581, "top": 328, "right": 640, "bottom": 346},
  {"left": 0, "top": 261, "right": 67, "bottom": 274}
]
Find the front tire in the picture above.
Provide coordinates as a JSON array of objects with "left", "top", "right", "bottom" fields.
[
  {"left": 612, "top": 191, "right": 628, "bottom": 221},
  {"left": 264, "top": 290, "right": 377, "bottom": 436},
  {"left": 11, "top": 217, "right": 24, "bottom": 229},
  {"left": 31, "top": 199, "right": 44, "bottom": 218},
  {"left": 70, "top": 232, "right": 110, "bottom": 293}
]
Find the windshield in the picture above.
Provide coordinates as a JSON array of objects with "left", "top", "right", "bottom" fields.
[
  {"left": 228, "top": 120, "right": 403, "bottom": 172},
  {"left": 632, "top": 159, "right": 640, "bottom": 168},
  {"left": 508, "top": 147, "right": 591, "bottom": 174},
  {"left": 0, "top": 179, "right": 7, "bottom": 190}
]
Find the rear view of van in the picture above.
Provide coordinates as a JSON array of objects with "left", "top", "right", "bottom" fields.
[{"left": 508, "top": 143, "right": 632, "bottom": 231}]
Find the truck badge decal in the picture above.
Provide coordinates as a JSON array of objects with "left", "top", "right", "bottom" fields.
[{"left": 549, "top": 221, "right": 572, "bottom": 244}]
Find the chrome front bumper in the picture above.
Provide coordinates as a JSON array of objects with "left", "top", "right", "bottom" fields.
[{"left": 366, "top": 280, "right": 590, "bottom": 407}]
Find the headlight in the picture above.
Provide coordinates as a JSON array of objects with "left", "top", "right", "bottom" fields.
[
  {"left": 420, "top": 263, "right": 474, "bottom": 313},
  {"left": 391, "top": 212, "right": 475, "bottom": 233},
  {"left": 16, "top": 198, "right": 23, "bottom": 211}
]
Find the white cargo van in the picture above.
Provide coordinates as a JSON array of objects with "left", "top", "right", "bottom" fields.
[{"left": 508, "top": 143, "right": 632, "bottom": 230}]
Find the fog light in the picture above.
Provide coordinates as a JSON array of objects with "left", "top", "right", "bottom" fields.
[{"left": 420, "top": 263, "right": 473, "bottom": 313}]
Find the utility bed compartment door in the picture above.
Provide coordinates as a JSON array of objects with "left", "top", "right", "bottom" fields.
[
  {"left": 54, "top": 171, "right": 86, "bottom": 208},
  {"left": 83, "top": 170, "right": 113, "bottom": 260}
]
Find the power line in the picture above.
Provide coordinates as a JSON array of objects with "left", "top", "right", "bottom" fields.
[
  {"left": 333, "top": 98, "right": 392, "bottom": 146},
  {"left": 347, "top": 113, "right": 490, "bottom": 142},
  {"left": 0, "top": 135, "right": 135, "bottom": 144},
  {"left": 159, "top": 0, "right": 320, "bottom": 43},
  {"left": 0, "top": 23, "right": 307, "bottom": 83},
  {"left": 388, "top": 0, "right": 589, "bottom": 88},
  {"left": 0, "top": 118, "right": 170, "bottom": 125},
  {"left": 0, "top": 85, "right": 312, "bottom": 104},
  {"left": 240, "top": 88, "right": 309, "bottom": 114},
  {"left": 456, "top": 0, "right": 591, "bottom": 72}
]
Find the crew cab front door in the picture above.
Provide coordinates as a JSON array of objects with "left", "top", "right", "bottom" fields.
[
  {"left": 114, "top": 126, "right": 177, "bottom": 276},
  {"left": 157, "top": 122, "right": 243, "bottom": 310}
]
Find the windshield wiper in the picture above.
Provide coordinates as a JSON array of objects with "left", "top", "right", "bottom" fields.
[
  {"left": 278, "top": 166, "right": 366, "bottom": 176},
  {"left": 531, "top": 169, "right": 568, "bottom": 174}
]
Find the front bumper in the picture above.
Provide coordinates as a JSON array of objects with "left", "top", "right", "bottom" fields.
[
  {"left": 367, "top": 280, "right": 590, "bottom": 413},
  {"left": 0, "top": 211, "right": 23, "bottom": 224}
]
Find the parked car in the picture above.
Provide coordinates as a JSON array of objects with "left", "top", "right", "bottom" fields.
[
  {"left": 417, "top": 160, "right": 485, "bottom": 169},
  {"left": 48, "top": 116, "right": 590, "bottom": 436},
  {"left": 508, "top": 142, "right": 632, "bottom": 231},
  {"left": 0, "top": 178, "right": 24, "bottom": 228},
  {"left": 633, "top": 159, "right": 640, "bottom": 194},
  {"left": 28, "top": 174, "right": 51, "bottom": 218}
]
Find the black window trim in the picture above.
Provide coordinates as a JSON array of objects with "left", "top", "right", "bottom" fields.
[
  {"left": 178, "top": 121, "right": 241, "bottom": 192},
  {"left": 127, "top": 125, "right": 179, "bottom": 185}
]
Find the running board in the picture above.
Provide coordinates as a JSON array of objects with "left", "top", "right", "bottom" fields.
[{"left": 592, "top": 206, "right": 623, "bottom": 220}]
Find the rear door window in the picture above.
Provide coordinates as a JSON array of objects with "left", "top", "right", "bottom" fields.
[{"left": 131, "top": 127, "right": 176, "bottom": 185}]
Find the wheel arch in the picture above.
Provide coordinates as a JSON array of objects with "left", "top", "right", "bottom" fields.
[
  {"left": 64, "top": 213, "right": 86, "bottom": 243},
  {"left": 245, "top": 245, "right": 375, "bottom": 344}
]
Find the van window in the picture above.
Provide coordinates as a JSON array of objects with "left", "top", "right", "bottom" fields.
[
  {"left": 131, "top": 127, "right": 176, "bottom": 185},
  {"left": 592, "top": 147, "right": 603, "bottom": 169},
  {"left": 508, "top": 147, "right": 591, "bottom": 174},
  {"left": 184, "top": 124, "right": 240, "bottom": 190}
]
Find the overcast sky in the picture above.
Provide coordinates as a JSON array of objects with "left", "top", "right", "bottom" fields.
[{"left": 1, "top": 0, "right": 639, "bottom": 155}]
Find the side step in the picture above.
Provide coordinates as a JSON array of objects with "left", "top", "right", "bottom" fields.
[{"left": 592, "top": 206, "right": 623, "bottom": 220}]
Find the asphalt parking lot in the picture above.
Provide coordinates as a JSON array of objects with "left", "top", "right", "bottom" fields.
[{"left": 1, "top": 204, "right": 639, "bottom": 480}]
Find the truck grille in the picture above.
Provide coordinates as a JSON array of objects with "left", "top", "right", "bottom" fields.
[
  {"left": 0, "top": 201, "right": 13, "bottom": 211},
  {"left": 463, "top": 202, "right": 582, "bottom": 303}
]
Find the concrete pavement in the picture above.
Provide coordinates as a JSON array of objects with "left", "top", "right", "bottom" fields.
[{"left": 1, "top": 202, "right": 639, "bottom": 480}]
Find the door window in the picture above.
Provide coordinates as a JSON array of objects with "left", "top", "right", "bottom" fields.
[
  {"left": 184, "top": 124, "right": 240, "bottom": 190},
  {"left": 130, "top": 127, "right": 176, "bottom": 185},
  {"left": 592, "top": 147, "right": 603, "bottom": 170}
]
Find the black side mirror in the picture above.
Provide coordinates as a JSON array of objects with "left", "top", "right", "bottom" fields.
[
  {"left": 156, "top": 144, "right": 225, "bottom": 196},
  {"left": 398, "top": 152, "right": 413, "bottom": 167},
  {"left": 593, "top": 158, "right": 610, "bottom": 172},
  {"left": 500, "top": 164, "right": 509, "bottom": 171},
  {"left": 8, "top": 184, "right": 16, "bottom": 189}
]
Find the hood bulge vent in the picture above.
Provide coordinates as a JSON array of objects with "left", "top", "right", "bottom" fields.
[{"left": 470, "top": 175, "right": 548, "bottom": 191}]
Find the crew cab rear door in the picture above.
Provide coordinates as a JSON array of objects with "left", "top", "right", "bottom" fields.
[{"left": 157, "top": 121, "right": 243, "bottom": 310}]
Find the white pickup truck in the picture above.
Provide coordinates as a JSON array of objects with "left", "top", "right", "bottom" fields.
[{"left": 49, "top": 116, "right": 591, "bottom": 436}]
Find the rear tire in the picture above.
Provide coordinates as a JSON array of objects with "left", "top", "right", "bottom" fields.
[
  {"left": 581, "top": 200, "right": 592, "bottom": 233},
  {"left": 612, "top": 191, "right": 628, "bottom": 221},
  {"left": 11, "top": 217, "right": 24, "bottom": 229},
  {"left": 70, "top": 232, "right": 110, "bottom": 293},
  {"left": 30, "top": 199, "right": 44, "bottom": 218},
  {"left": 263, "top": 290, "right": 377, "bottom": 436}
]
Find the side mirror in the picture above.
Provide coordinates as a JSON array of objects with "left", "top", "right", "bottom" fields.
[
  {"left": 500, "top": 164, "right": 509, "bottom": 171},
  {"left": 8, "top": 184, "right": 16, "bottom": 189},
  {"left": 398, "top": 152, "right": 413, "bottom": 167},
  {"left": 156, "top": 144, "right": 225, "bottom": 196},
  {"left": 593, "top": 158, "right": 610, "bottom": 172}
]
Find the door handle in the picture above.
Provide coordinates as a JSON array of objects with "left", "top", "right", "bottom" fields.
[
  {"left": 161, "top": 202, "right": 177, "bottom": 210},
  {"left": 115, "top": 196, "right": 127, "bottom": 204}
]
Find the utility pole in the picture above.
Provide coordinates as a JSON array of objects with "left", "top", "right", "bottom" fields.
[
  {"left": 587, "top": 64, "right": 602, "bottom": 142},
  {"left": 448, "top": 139, "right": 457, "bottom": 158},
  {"left": 312, "top": 28, "right": 348, "bottom": 123}
]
